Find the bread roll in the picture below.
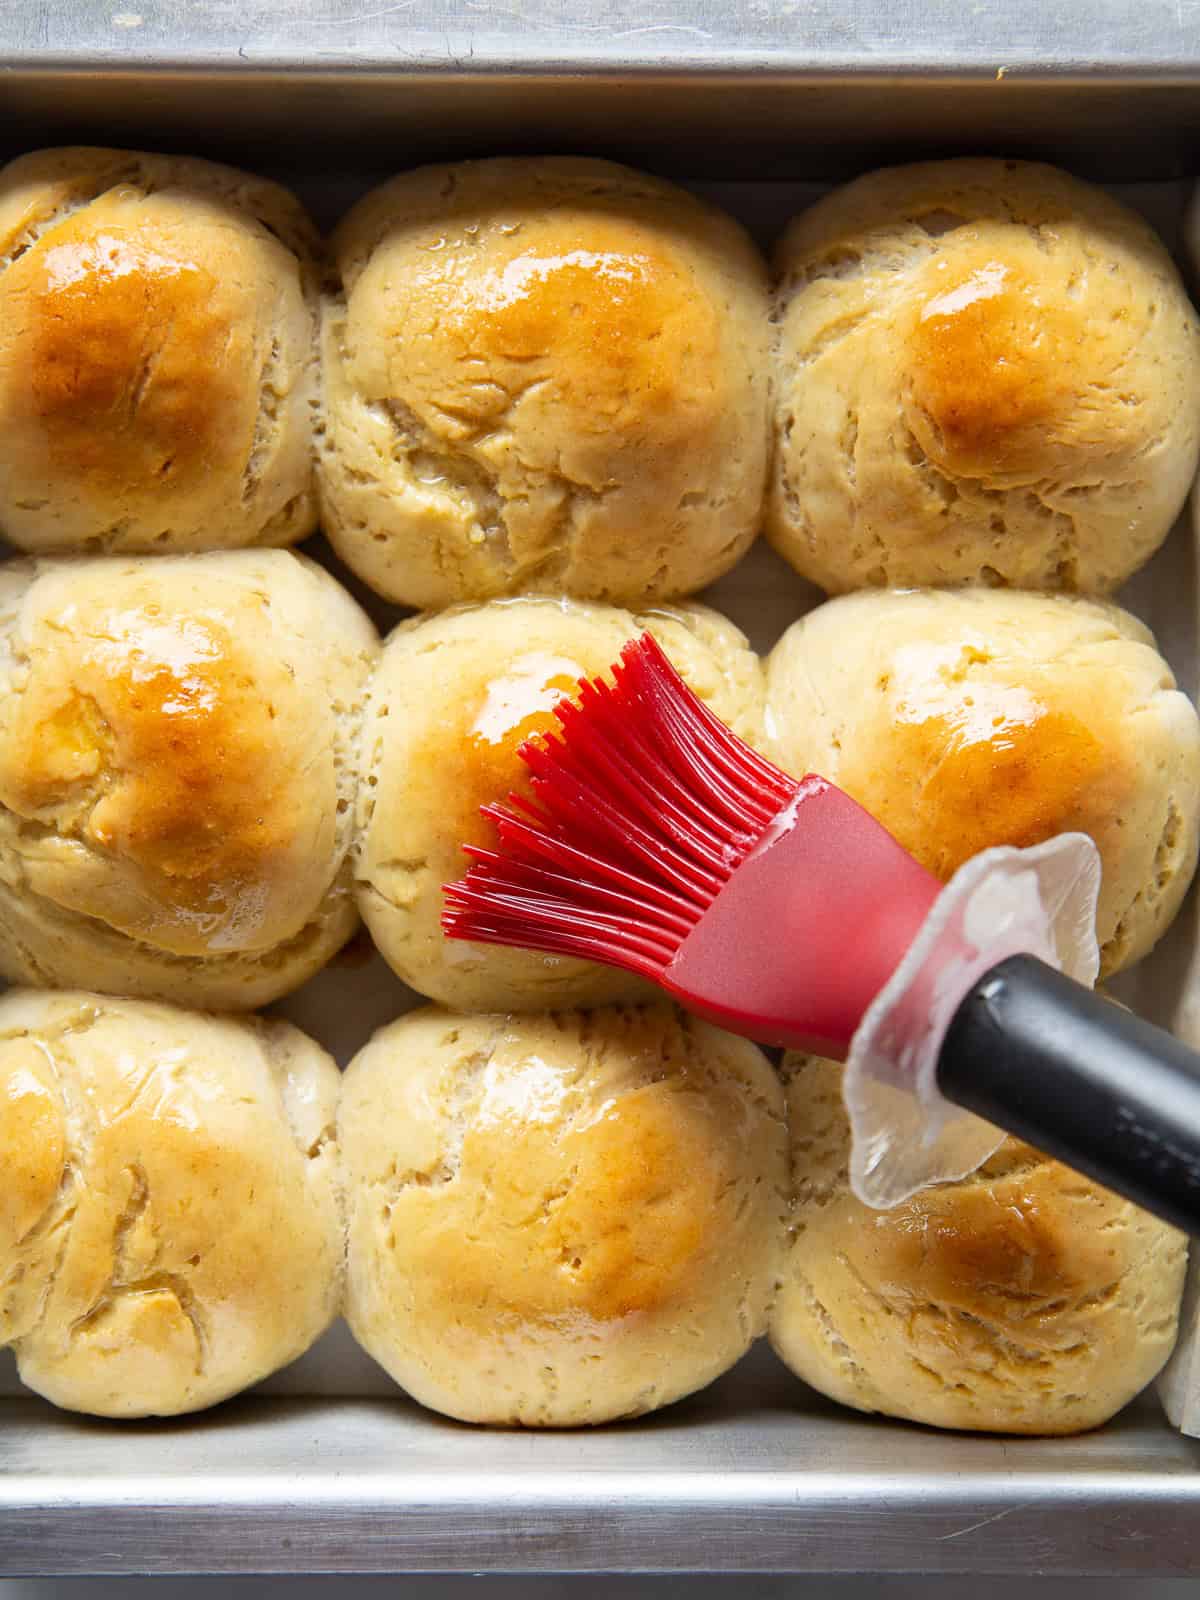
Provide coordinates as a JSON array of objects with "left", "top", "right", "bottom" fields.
[
  {"left": 0, "top": 550, "right": 378, "bottom": 1008},
  {"left": 771, "top": 1054, "right": 1187, "bottom": 1434},
  {"left": 0, "top": 989, "right": 342, "bottom": 1418},
  {"left": 356, "top": 595, "right": 763, "bottom": 1010},
  {"left": 318, "top": 156, "right": 770, "bottom": 607},
  {"left": 769, "top": 158, "right": 1200, "bottom": 594},
  {"left": 765, "top": 588, "right": 1200, "bottom": 975},
  {"left": 341, "top": 1003, "right": 786, "bottom": 1426},
  {"left": 0, "top": 146, "right": 319, "bottom": 553}
]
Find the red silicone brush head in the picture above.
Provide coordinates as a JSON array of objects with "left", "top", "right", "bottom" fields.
[
  {"left": 443, "top": 634, "right": 792, "bottom": 970},
  {"left": 442, "top": 634, "right": 941, "bottom": 1054}
]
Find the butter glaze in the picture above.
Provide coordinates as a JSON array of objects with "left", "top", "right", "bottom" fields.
[
  {"left": 319, "top": 156, "right": 770, "bottom": 607},
  {"left": 0, "top": 550, "right": 378, "bottom": 1007},
  {"left": 766, "top": 587, "right": 1200, "bottom": 976},
  {"left": 355, "top": 594, "right": 763, "bottom": 1011},
  {"left": 771, "top": 1055, "right": 1187, "bottom": 1435},
  {"left": 769, "top": 158, "right": 1200, "bottom": 593},
  {"left": 0, "top": 989, "right": 341, "bottom": 1418},
  {"left": 340, "top": 1003, "right": 786, "bottom": 1425},
  {"left": 0, "top": 146, "right": 320, "bottom": 554}
]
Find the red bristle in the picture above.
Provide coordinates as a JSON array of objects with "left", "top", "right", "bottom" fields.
[
  {"left": 582, "top": 642, "right": 789, "bottom": 834},
  {"left": 654, "top": 693, "right": 782, "bottom": 811},
  {"left": 623, "top": 635, "right": 774, "bottom": 769},
  {"left": 552, "top": 685, "right": 767, "bottom": 842},
  {"left": 444, "top": 923, "right": 665, "bottom": 977},
  {"left": 628, "top": 637, "right": 793, "bottom": 804},
  {"left": 442, "top": 633, "right": 804, "bottom": 979},
  {"left": 461, "top": 844, "right": 694, "bottom": 939},
  {"left": 555, "top": 664, "right": 774, "bottom": 849},
  {"left": 475, "top": 811, "right": 703, "bottom": 921},
  {"left": 534, "top": 702, "right": 751, "bottom": 867},
  {"left": 446, "top": 877, "right": 675, "bottom": 952},
  {"left": 518, "top": 741, "right": 726, "bottom": 899},
  {"left": 495, "top": 790, "right": 678, "bottom": 890},
  {"left": 442, "top": 880, "right": 674, "bottom": 973}
]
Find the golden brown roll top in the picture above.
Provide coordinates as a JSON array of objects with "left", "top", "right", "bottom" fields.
[
  {"left": 0, "top": 1031, "right": 67, "bottom": 1323},
  {"left": 0, "top": 989, "right": 342, "bottom": 1418},
  {"left": 319, "top": 156, "right": 770, "bottom": 607},
  {"left": 765, "top": 588, "right": 1200, "bottom": 975},
  {"left": 906, "top": 240, "right": 1096, "bottom": 481},
  {"left": 339, "top": 1003, "right": 787, "bottom": 1426},
  {"left": 0, "top": 146, "right": 320, "bottom": 554},
  {"left": 768, "top": 158, "right": 1200, "bottom": 594},
  {"left": 354, "top": 595, "right": 764, "bottom": 1011},
  {"left": 0, "top": 550, "right": 379, "bottom": 1008},
  {"left": 771, "top": 1054, "right": 1187, "bottom": 1435}
]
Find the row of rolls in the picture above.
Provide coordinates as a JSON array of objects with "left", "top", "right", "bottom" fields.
[
  {"left": 0, "top": 551, "right": 1195, "bottom": 1435},
  {"left": 2, "top": 987, "right": 1186, "bottom": 1432},
  {"left": 1, "top": 147, "right": 1199, "bottom": 605},
  {"left": 1, "top": 551, "right": 1197, "bottom": 1008}
]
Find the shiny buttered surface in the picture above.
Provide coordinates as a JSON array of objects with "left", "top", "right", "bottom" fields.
[
  {"left": 355, "top": 595, "right": 764, "bottom": 1011},
  {"left": 0, "top": 550, "right": 379, "bottom": 1008},
  {"left": 0, "top": 149, "right": 1196, "bottom": 1438},
  {"left": 771, "top": 1055, "right": 1187, "bottom": 1434},
  {"left": 0, "top": 989, "right": 342, "bottom": 1418},
  {"left": 769, "top": 159, "right": 1200, "bottom": 595},
  {"left": 2, "top": 149, "right": 1197, "bottom": 610},
  {"left": 0, "top": 147, "right": 320, "bottom": 554},
  {"left": 765, "top": 588, "right": 1200, "bottom": 976},
  {"left": 339, "top": 1004, "right": 787, "bottom": 1426},
  {"left": 317, "top": 157, "right": 771, "bottom": 607}
]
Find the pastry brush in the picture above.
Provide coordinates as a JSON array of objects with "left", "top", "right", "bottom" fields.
[{"left": 442, "top": 633, "right": 1200, "bottom": 1234}]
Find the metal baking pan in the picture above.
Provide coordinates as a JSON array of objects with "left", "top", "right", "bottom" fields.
[{"left": 4, "top": 0, "right": 1200, "bottom": 1576}]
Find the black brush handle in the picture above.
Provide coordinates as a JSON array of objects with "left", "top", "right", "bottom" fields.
[{"left": 937, "top": 954, "right": 1200, "bottom": 1235}]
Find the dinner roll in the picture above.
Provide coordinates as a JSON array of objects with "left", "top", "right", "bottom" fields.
[
  {"left": 769, "top": 158, "right": 1200, "bottom": 594},
  {"left": 319, "top": 156, "right": 769, "bottom": 607},
  {"left": 0, "top": 146, "right": 319, "bottom": 553},
  {"left": 765, "top": 588, "right": 1200, "bottom": 975},
  {"left": 0, "top": 989, "right": 342, "bottom": 1418},
  {"left": 356, "top": 595, "right": 763, "bottom": 1010},
  {"left": 341, "top": 1003, "right": 786, "bottom": 1426},
  {"left": 771, "top": 1054, "right": 1187, "bottom": 1434},
  {"left": 0, "top": 550, "right": 378, "bottom": 1008}
]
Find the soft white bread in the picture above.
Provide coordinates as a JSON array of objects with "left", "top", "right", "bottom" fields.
[
  {"left": 769, "top": 158, "right": 1200, "bottom": 594},
  {"left": 764, "top": 588, "right": 1200, "bottom": 976},
  {"left": 0, "top": 146, "right": 320, "bottom": 553},
  {"left": 355, "top": 595, "right": 764, "bottom": 1010},
  {"left": 318, "top": 156, "right": 770, "bottom": 607},
  {"left": 340, "top": 1003, "right": 787, "bottom": 1426},
  {"left": 0, "top": 551, "right": 379, "bottom": 1008},
  {"left": 0, "top": 989, "right": 342, "bottom": 1418},
  {"left": 770, "top": 1054, "right": 1187, "bottom": 1435}
]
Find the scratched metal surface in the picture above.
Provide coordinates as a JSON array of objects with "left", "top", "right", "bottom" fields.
[
  {"left": 4, "top": 0, "right": 1200, "bottom": 70},
  {"left": 7, "top": 2, "right": 1200, "bottom": 178},
  {"left": 3, "top": 1367, "right": 1200, "bottom": 1576}
]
